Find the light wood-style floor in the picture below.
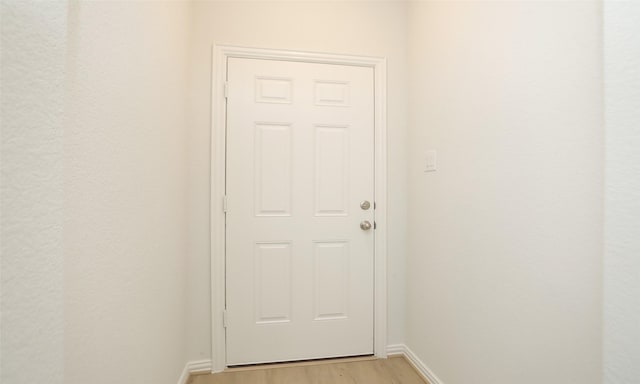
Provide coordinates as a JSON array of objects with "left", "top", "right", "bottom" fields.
[{"left": 189, "top": 356, "right": 428, "bottom": 384}]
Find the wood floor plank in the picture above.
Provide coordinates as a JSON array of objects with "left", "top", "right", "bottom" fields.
[
  {"left": 189, "top": 356, "right": 428, "bottom": 384},
  {"left": 387, "top": 356, "right": 429, "bottom": 384}
]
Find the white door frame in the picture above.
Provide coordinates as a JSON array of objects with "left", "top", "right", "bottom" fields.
[{"left": 210, "top": 45, "right": 387, "bottom": 372}]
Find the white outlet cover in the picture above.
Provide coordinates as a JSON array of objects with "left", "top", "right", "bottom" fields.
[{"left": 425, "top": 150, "right": 437, "bottom": 172}]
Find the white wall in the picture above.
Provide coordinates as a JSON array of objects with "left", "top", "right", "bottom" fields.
[
  {"left": 64, "top": 2, "right": 191, "bottom": 383},
  {"left": 405, "top": 2, "right": 603, "bottom": 383},
  {"left": 2, "top": 2, "right": 192, "bottom": 383},
  {"left": 187, "top": 1, "right": 409, "bottom": 361},
  {"left": 1, "top": 2, "right": 67, "bottom": 383},
  {"left": 604, "top": 2, "right": 640, "bottom": 383}
]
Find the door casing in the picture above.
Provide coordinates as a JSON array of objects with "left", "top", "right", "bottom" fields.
[{"left": 210, "top": 45, "right": 388, "bottom": 372}]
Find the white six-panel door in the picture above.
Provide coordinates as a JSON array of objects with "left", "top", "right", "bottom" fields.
[{"left": 225, "top": 57, "right": 374, "bottom": 365}]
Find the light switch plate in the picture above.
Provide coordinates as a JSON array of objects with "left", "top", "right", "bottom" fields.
[{"left": 425, "top": 150, "right": 437, "bottom": 172}]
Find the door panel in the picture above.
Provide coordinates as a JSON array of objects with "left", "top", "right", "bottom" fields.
[{"left": 225, "top": 57, "right": 374, "bottom": 365}]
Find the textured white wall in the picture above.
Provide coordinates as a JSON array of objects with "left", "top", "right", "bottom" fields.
[
  {"left": 604, "top": 2, "right": 640, "bottom": 383},
  {"left": 405, "top": 2, "right": 603, "bottom": 383},
  {"left": 2, "top": 2, "right": 191, "bottom": 383},
  {"left": 1, "top": 2, "right": 67, "bottom": 383},
  {"left": 187, "top": 1, "right": 408, "bottom": 360},
  {"left": 64, "top": 3, "right": 191, "bottom": 383}
]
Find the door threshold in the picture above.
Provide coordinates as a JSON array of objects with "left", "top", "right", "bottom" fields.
[{"left": 225, "top": 355, "right": 376, "bottom": 372}]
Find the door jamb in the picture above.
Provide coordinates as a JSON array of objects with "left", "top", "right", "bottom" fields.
[{"left": 210, "top": 45, "right": 388, "bottom": 372}]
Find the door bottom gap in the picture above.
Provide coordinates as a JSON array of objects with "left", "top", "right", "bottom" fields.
[{"left": 225, "top": 354, "right": 375, "bottom": 372}]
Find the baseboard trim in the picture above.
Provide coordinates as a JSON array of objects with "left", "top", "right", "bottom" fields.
[
  {"left": 385, "top": 344, "right": 444, "bottom": 384},
  {"left": 385, "top": 343, "right": 406, "bottom": 356},
  {"left": 178, "top": 359, "right": 213, "bottom": 384}
]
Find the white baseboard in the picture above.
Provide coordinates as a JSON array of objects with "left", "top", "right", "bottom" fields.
[
  {"left": 178, "top": 359, "right": 213, "bottom": 384},
  {"left": 385, "top": 344, "right": 444, "bottom": 384},
  {"left": 386, "top": 343, "right": 406, "bottom": 356}
]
